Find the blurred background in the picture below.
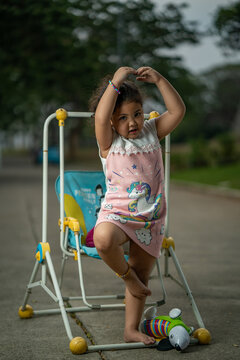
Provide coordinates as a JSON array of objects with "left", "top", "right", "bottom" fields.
[{"left": 0, "top": 0, "right": 239, "bottom": 190}]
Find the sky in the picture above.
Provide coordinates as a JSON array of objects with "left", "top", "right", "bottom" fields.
[{"left": 159, "top": 0, "right": 240, "bottom": 73}]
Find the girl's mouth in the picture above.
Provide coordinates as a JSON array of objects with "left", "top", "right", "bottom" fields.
[{"left": 129, "top": 128, "right": 137, "bottom": 134}]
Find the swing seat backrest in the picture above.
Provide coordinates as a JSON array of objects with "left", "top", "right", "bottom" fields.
[{"left": 55, "top": 170, "right": 107, "bottom": 258}]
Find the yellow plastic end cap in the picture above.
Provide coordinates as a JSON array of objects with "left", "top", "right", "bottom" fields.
[
  {"left": 71, "top": 221, "right": 80, "bottom": 233},
  {"left": 73, "top": 250, "right": 78, "bottom": 261},
  {"left": 66, "top": 217, "right": 80, "bottom": 232},
  {"left": 36, "top": 242, "right": 50, "bottom": 263},
  {"left": 149, "top": 111, "right": 160, "bottom": 119},
  {"left": 41, "top": 242, "right": 50, "bottom": 257},
  {"left": 18, "top": 304, "right": 33, "bottom": 319},
  {"left": 162, "top": 237, "right": 175, "bottom": 251},
  {"left": 69, "top": 337, "right": 88, "bottom": 354},
  {"left": 56, "top": 108, "right": 68, "bottom": 121},
  {"left": 193, "top": 328, "right": 211, "bottom": 345},
  {"left": 35, "top": 251, "right": 40, "bottom": 262}
]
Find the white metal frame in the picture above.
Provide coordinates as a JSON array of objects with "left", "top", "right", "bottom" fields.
[{"left": 19, "top": 109, "right": 206, "bottom": 354}]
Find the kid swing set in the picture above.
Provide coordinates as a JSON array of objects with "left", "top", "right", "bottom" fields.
[{"left": 18, "top": 108, "right": 211, "bottom": 354}]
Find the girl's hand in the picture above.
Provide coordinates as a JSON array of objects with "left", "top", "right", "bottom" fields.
[
  {"left": 136, "top": 67, "right": 162, "bottom": 84},
  {"left": 112, "top": 66, "right": 137, "bottom": 87}
]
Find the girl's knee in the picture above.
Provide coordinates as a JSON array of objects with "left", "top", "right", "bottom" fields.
[
  {"left": 93, "top": 226, "right": 114, "bottom": 253},
  {"left": 94, "top": 223, "right": 128, "bottom": 253}
]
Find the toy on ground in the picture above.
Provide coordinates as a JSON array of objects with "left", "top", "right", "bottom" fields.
[{"left": 141, "top": 307, "right": 211, "bottom": 351}]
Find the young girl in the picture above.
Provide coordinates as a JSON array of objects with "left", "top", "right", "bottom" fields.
[{"left": 90, "top": 66, "right": 185, "bottom": 345}]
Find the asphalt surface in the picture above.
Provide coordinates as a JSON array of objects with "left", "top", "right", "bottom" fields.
[{"left": 0, "top": 156, "right": 239, "bottom": 360}]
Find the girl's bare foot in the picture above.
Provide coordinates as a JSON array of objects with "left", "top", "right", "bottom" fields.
[
  {"left": 123, "top": 267, "right": 151, "bottom": 299},
  {"left": 124, "top": 328, "right": 156, "bottom": 345}
]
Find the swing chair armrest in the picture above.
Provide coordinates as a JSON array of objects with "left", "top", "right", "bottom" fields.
[
  {"left": 58, "top": 217, "right": 82, "bottom": 257},
  {"left": 58, "top": 217, "right": 80, "bottom": 234}
]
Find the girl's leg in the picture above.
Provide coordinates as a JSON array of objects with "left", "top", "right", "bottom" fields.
[
  {"left": 94, "top": 222, "right": 151, "bottom": 298},
  {"left": 124, "top": 241, "right": 156, "bottom": 344}
]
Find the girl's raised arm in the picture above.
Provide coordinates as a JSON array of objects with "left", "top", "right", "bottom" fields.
[
  {"left": 136, "top": 67, "right": 186, "bottom": 140},
  {"left": 95, "top": 67, "right": 137, "bottom": 158},
  {"left": 94, "top": 82, "right": 118, "bottom": 158}
]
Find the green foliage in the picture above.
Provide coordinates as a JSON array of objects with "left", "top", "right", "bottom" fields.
[
  {"left": 169, "top": 152, "right": 190, "bottom": 171},
  {"left": 216, "top": 133, "right": 238, "bottom": 164},
  {"left": 189, "top": 138, "right": 211, "bottom": 167},
  {"left": 0, "top": 0, "right": 201, "bottom": 132},
  {"left": 171, "top": 163, "right": 240, "bottom": 190},
  {"left": 170, "top": 134, "right": 239, "bottom": 172},
  {"left": 2, "top": 0, "right": 239, "bottom": 148},
  {"left": 200, "top": 64, "right": 240, "bottom": 137},
  {"left": 212, "top": 0, "right": 240, "bottom": 53}
]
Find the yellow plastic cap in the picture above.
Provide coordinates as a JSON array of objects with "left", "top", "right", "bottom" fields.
[
  {"left": 149, "top": 111, "right": 160, "bottom": 119},
  {"left": 193, "top": 328, "right": 211, "bottom": 344},
  {"left": 69, "top": 337, "right": 88, "bottom": 354},
  {"left": 18, "top": 304, "right": 33, "bottom": 319},
  {"left": 162, "top": 237, "right": 175, "bottom": 251},
  {"left": 35, "top": 251, "right": 40, "bottom": 262},
  {"left": 56, "top": 108, "right": 68, "bottom": 121}
]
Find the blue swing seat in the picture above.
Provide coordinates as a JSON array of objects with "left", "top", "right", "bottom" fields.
[{"left": 55, "top": 170, "right": 107, "bottom": 259}]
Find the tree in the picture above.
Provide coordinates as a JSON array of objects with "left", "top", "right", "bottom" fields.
[
  {"left": 212, "top": 0, "right": 240, "bottom": 53},
  {"left": 201, "top": 64, "right": 240, "bottom": 137},
  {"left": 0, "top": 1, "right": 202, "bottom": 130},
  {"left": 207, "top": 1, "right": 240, "bottom": 137},
  {"left": 0, "top": 0, "right": 207, "bottom": 157}
]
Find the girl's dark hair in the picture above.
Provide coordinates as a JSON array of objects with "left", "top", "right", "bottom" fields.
[{"left": 89, "top": 75, "right": 143, "bottom": 113}]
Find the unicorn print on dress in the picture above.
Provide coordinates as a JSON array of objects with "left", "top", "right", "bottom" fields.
[{"left": 127, "top": 181, "right": 162, "bottom": 220}]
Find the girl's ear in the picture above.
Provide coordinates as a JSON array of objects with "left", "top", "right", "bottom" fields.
[{"left": 110, "top": 118, "right": 116, "bottom": 129}]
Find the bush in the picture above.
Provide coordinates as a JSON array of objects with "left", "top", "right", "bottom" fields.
[
  {"left": 169, "top": 134, "right": 239, "bottom": 173},
  {"left": 216, "top": 133, "right": 238, "bottom": 165},
  {"left": 170, "top": 152, "right": 190, "bottom": 172},
  {"left": 189, "top": 138, "right": 211, "bottom": 167}
]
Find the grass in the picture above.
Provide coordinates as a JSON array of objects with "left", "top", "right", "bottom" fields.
[{"left": 171, "top": 163, "right": 240, "bottom": 190}]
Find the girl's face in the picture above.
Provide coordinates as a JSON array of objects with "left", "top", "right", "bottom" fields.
[{"left": 111, "top": 101, "right": 144, "bottom": 139}]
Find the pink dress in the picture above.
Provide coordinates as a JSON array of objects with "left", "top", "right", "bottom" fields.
[{"left": 95, "top": 118, "right": 166, "bottom": 258}]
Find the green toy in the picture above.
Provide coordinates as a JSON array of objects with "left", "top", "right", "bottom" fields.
[{"left": 140, "top": 307, "right": 193, "bottom": 351}]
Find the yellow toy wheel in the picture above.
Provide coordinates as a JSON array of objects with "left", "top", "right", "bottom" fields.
[
  {"left": 18, "top": 304, "right": 33, "bottom": 319},
  {"left": 193, "top": 328, "right": 211, "bottom": 344},
  {"left": 69, "top": 337, "right": 88, "bottom": 355}
]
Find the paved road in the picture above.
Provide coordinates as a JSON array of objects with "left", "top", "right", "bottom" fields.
[{"left": 0, "top": 158, "right": 239, "bottom": 360}]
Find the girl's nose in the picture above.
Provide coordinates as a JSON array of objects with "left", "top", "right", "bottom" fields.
[{"left": 129, "top": 117, "right": 137, "bottom": 125}]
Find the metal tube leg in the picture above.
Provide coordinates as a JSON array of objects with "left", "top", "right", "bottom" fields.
[
  {"left": 59, "top": 254, "right": 68, "bottom": 289},
  {"left": 155, "top": 258, "right": 167, "bottom": 304},
  {"left": 21, "top": 260, "right": 40, "bottom": 309},
  {"left": 87, "top": 342, "right": 157, "bottom": 352},
  {"left": 45, "top": 251, "right": 73, "bottom": 340},
  {"left": 59, "top": 229, "right": 69, "bottom": 288},
  {"left": 164, "top": 249, "right": 170, "bottom": 277},
  {"left": 169, "top": 246, "right": 205, "bottom": 328},
  {"left": 75, "top": 234, "right": 94, "bottom": 308}
]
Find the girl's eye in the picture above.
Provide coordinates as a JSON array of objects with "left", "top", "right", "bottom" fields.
[
  {"left": 119, "top": 116, "right": 127, "bottom": 121},
  {"left": 135, "top": 111, "right": 142, "bottom": 117}
]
